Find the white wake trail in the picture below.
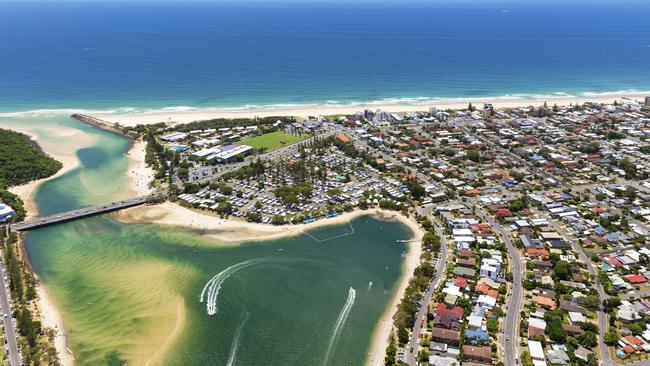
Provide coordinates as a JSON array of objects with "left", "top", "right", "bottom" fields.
[
  {"left": 323, "top": 287, "right": 356, "bottom": 365},
  {"left": 200, "top": 258, "right": 270, "bottom": 316},
  {"left": 226, "top": 311, "right": 249, "bottom": 366}
]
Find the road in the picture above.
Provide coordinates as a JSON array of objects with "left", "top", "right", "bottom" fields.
[
  {"left": 471, "top": 201, "right": 523, "bottom": 366},
  {"left": 0, "top": 260, "right": 21, "bottom": 366},
  {"left": 405, "top": 221, "right": 449, "bottom": 366}
]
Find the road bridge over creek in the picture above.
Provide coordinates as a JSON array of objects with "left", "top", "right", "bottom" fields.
[{"left": 10, "top": 195, "right": 157, "bottom": 231}]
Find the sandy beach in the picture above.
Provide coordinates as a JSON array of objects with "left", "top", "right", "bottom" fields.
[
  {"left": 36, "top": 287, "right": 75, "bottom": 366},
  {"left": 125, "top": 139, "right": 155, "bottom": 196},
  {"left": 93, "top": 91, "right": 649, "bottom": 126}
]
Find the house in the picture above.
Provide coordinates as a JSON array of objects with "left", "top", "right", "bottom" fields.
[
  {"left": 462, "top": 345, "right": 492, "bottom": 364},
  {"left": 160, "top": 132, "right": 188, "bottom": 142},
  {"left": 625, "top": 274, "right": 647, "bottom": 284},
  {"left": 546, "top": 349, "right": 570, "bottom": 365},
  {"left": 435, "top": 303, "right": 464, "bottom": 320},
  {"left": 430, "top": 328, "right": 460, "bottom": 346},
  {"left": 563, "top": 324, "right": 584, "bottom": 336},
  {"left": 526, "top": 248, "right": 550, "bottom": 259},
  {"left": 428, "top": 354, "right": 458, "bottom": 366},
  {"left": 457, "top": 257, "right": 476, "bottom": 268},
  {"left": 434, "top": 314, "right": 461, "bottom": 330},
  {"left": 453, "top": 266, "right": 476, "bottom": 279},
  {"left": 574, "top": 346, "right": 592, "bottom": 362},
  {"left": 480, "top": 258, "right": 501, "bottom": 280},
  {"left": 464, "top": 328, "right": 490, "bottom": 345},
  {"left": 560, "top": 300, "right": 587, "bottom": 315},
  {"left": 528, "top": 340, "right": 545, "bottom": 361},
  {"left": 568, "top": 311, "right": 587, "bottom": 324},
  {"left": 532, "top": 295, "right": 556, "bottom": 309}
]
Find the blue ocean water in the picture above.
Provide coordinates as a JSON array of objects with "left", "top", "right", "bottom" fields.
[{"left": 1, "top": 1, "right": 649, "bottom": 113}]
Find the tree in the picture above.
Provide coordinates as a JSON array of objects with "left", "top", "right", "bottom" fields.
[
  {"left": 271, "top": 215, "right": 285, "bottom": 225},
  {"left": 467, "top": 148, "right": 480, "bottom": 162},
  {"left": 520, "top": 350, "right": 533, "bottom": 366},
  {"left": 397, "top": 327, "right": 409, "bottom": 345},
  {"left": 577, "top": 331, "right": 598, "bottom": 348},
  {"left": 215, "top": 202, "right": 232, "bottom": 216},
  {"left": 546, "top": 319, "right": 566, "bottom": 342},
  {"left": 604, "top": 329, "right": 619, "bottom": 344},
  {"left": 487, "top": 318, "right": 499, "bottom": 334},
  {"left": 553, "top": 260, "right": 570, "bottom": 280},
  {"left": 408, "top": 183, "right": 425, "bottom": 200}
]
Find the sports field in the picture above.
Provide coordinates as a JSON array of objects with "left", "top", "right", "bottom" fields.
[{"left": 239, "top": 131, "right": 308, "bottom": 152}]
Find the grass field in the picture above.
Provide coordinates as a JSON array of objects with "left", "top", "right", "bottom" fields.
[{"left": 239, "top": 131, "right": 308, "bottom": 152}]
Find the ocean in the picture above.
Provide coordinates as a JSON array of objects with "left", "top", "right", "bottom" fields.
[{"left": 1, "top": 1, "right": 649, "bottom": 114}]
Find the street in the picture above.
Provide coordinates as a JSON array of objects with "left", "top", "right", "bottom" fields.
[
  {"left": 405, "top": 221, "right": 449, "bottom": 366},
  {"left": 0, "top": 260, "right": 21, "bottom": 366},
  {"left": 471, "top": 201, "right": 523, "bottom": 366}
]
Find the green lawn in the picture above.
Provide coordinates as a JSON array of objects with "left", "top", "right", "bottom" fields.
[{"left": 239, "top": 131, "right": 308, "bottom": 152}]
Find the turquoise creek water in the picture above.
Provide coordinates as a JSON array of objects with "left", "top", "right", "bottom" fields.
[{"left": 0, "top": 115, "right": 413, "bottom": 365}]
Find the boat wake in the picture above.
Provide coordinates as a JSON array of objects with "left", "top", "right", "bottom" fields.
[
  {"left": 226, "top": 311, "right": 249, "bottom": 366},
  {"left": 323, "top": 287, "right": 356, "bottom": 365},
  {"left": 200, "top": 258, "right": 271, "bottom": 316}
]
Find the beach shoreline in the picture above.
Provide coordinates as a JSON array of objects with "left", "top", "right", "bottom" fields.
[
  {"left": 36, "top": 287, "right": 75, "bottom": 366},
  {"left": 90, "top": 91, "right": 649, "bottom": 125},
  {"left": 125, "top": 139, "right": 155, "bottom": 197}
]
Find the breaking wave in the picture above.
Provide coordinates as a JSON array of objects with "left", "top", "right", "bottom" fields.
[{"left": 1, "top": 89, "right": 648, "bottom": 119}]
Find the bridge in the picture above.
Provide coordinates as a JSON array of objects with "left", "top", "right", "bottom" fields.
[{"left": 10, "top": 195, "right": 157, "bottom": 231}]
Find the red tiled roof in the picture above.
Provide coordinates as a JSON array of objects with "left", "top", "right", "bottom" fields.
[
  {"left": 454, "top": 277, "right": 468, "bottom": 288},
  {"left": 624, "top": 274, "right": 647, "bottom": 284},
  {"left": 602, "top": 257, "right": 623, "bottom": 268},
  {"left": 624, "top": 336, "right": 643, "bottom": 346},
  {"left": 436, "top": 303, "right": 464, "bottom": 319}
]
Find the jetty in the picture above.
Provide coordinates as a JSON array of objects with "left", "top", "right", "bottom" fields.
[
  {"left": 71, "top": 113, "right": 131, "bottom": 137},
  {"left": 10, "top": 195, "right": 157, "bottom": 231}
]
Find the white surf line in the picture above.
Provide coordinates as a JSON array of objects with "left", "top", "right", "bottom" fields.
[
  {"left": 303, "top": 220, "right": 356, "bottom": 243},
  {"left": 322, "top": 287, "right": 356, "bottom": 365},
  {"left": 226, "top": 311, "right": 249, "bottom": 366},
  {"left": 200, "top": 258, "right": 271, "bottom": 316},
  {"left": 367, "top": 281, "right": 373, "bottom": 291}
]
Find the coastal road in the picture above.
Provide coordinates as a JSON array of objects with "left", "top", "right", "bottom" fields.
[
  {"left": 0, "top": 260, "right": 21, "bottom": 366},
  {"left": 405, "top": 220, "right": 448, "bottom": 366},
  {"left": 471, "top": 201, "right": 522, "bottom": 366}
]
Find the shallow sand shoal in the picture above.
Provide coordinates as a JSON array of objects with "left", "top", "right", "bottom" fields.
[{"left": 94, "top": 92, "right": 649, "bottom": 126}]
